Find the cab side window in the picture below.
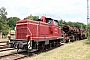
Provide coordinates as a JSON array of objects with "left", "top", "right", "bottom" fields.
[
  {"left": 46, "top": 18, "right": 53, "bottom": 24},
  {"left": 54, "top": 20, "right": 58, "bottom": 26}
]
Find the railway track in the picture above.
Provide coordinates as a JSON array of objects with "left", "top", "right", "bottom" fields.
[
  {"left": 0, "top": 40, "right": 9, "bottom": 49},
  {"left": 0, "top": 42, "right": 64, "bottom": 60},
  {"left": 0, "top": 43, "right": 32, "bottom": 60},
  {"left": 13, "top": 55, "right": 28, "bottom": 60},
  {"left": 0, "top": 52, "right": 18, "bottom": 59},
  {"left": 0, "top": 50, "right": 29, "bottom": 60},
  {"left": 0, "top": 44, "right": 16, "bottom": 53},
  {"left": 0, "top": 48, "right": 15, "bottom": 52},
  {"left": 0, "top": 41, "right": 7, "bottom": 43},
  {"left": 0, "top": 45, "right": 8, "bottom": 49},
  {"left": 0, "top": 48, "right": 41, "bottom": 60}
]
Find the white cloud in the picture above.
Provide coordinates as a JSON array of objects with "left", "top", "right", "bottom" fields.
[{"left": 0, "top": 0, "right": 89, "bottom": 24}]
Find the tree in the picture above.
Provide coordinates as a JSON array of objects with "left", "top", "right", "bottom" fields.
[
  {"left": 86, "top": 23, "right": 90, "bottom": 43},
  {"left": 58, "top": 19, "right": 86, "bottom": 29},
  {"left": 0, "top": 7, "right": 7, "bottom": 31},
  {"left": 26, "top": 14, "right": 39, "bottom": 21},
  {"left": 73, "top": 22, "right": 86, "bottom": 29},
  {"left": 7, "top": 17, "right": 20, "bottom": 30},
  {"left": 2, "top": 24, "right": 10, "bottom": 36},
  {"left": 58, "top": 19, "right": 67, "bottom": 27},
  {"left": 0, "top": 7, "right": 9, "bottom": 36},
  {"left": 66, "top": 21, "right": 86, "bottom": 29},
  {"left": 67, "top": 21, "right": 74, "bottom": 26}
]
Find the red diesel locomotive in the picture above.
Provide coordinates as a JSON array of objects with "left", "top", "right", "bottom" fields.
[{"left": 7, "top": 16, "right": 64, "bottom": 52}]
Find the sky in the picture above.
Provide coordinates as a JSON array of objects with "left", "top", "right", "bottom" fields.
[{"left": 0, "top": 0, "right": 89, "bottom": 24}]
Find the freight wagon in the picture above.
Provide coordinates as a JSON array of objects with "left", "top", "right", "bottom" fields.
[{"left": 62, "top": 25, "right": 87, "bottom": 42}]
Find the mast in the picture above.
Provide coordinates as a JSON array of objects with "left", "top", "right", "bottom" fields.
[{"left": 87, "top": 0, "right": 89, "bottom": 24}]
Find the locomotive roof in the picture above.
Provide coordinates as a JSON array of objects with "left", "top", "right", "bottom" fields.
[
  {"left": 16, "top": 18, "right": 36, "bottom": 23},
  {"left": 46, "top": 18, "right": 53, "bottom": 20}
]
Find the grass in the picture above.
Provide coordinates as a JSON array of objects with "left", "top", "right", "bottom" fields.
[
  {"left": 25, "top": 40, "right": 90, "bottom": 60},
  {"left": 85, "top": 37, "right": 90, "bottom": 44}
]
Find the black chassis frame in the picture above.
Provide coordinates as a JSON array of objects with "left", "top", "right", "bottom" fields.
[{"left": 7, "top": 37, "right": 64, "bottom": 52}]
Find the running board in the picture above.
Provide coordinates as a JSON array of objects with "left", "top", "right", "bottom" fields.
[{"left": 29, "top": 49, "right": 38, "bottom": 52}]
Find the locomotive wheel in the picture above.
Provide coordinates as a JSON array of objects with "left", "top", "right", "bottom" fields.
[
  {"left": 38, "top": 42, "right": 45, "bottom": 51},
  {"left": 58, "top": 41, "right": 61, "bottom": 46},
  {"left": 50, "top": 41, "right": 54, "bottom": 48},
  {"left": 54, "top": 41, "right": 56, "bottom": 47},
  {"left": 50, "top": 42, "right": 52, "bottom": 49},
  {"left": 56, "top": 41, "right": 58, "bottom": 46},
  {"left": 45, "top": 44, "right": 49, "bottom": 50},
  {"left": 41, "top": 44, "right": 45, "bottom": 51},
  {"left": 52, "top": 41, "right": 54, "bottom": 47},
  {"left": 38, "top": 43, "right": 41, "bottom": 51}
]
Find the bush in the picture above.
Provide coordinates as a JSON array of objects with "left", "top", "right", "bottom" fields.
[{"left": 86, "top": 23, "right": 90, "bottom": 44}]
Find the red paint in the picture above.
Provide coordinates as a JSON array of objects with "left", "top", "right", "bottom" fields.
[{"left": 16, "top": 16, "right": 62, "bottom": 41}]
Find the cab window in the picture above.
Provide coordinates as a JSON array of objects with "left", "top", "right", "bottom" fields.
[
  {"left": 46, "top": 18, "right": 53, "bottom": 24},
  {"left": 54, "top": 20, "right": 58, "bottom": 26}
]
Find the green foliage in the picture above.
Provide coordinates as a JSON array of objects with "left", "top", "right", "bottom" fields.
[
  {"left": 66, "top": 22, "right": 86, "bottom": 29},
  {"left": 59, "top": 19, "right": 86, "bottom": 29},
  {"left": 0, "top": 7, "right": 7, "bottom": 31},
  {"left": 58, "top": 19, "right": 67, "bottom": 27},
  {"left": 73, "top": 22, "right": 86, "bottom": 29},
  {"left": 26, "top": 14, "right": 39, "bottom": 21},
  {"left": 67, "top": 21, "right": 75, "bottom": 26},
  {"left": 0, "top": 21, "right": 2, "bottom": 29},
  {"left": 87, "top": 23, "right": 90, "bottom": 43},
  {"left": 0, "top": 7, "right": 9, "bottom": 36},
  {"left": 2, "top": 24, "right": 10, "bottom": 35},
  {"left": 7, "top": 17, "right": 20, "bottom": 30}
]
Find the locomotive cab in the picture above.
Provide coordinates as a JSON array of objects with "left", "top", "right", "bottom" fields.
[
  {"left": 46, "top": 18, "right": 53, "bottom": 24},
  {"left": 41, "top": 16, "right": 59, "bottom": 26},
  {"left": 54, "top": 20, "right": 59, "bottom": 26}
]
